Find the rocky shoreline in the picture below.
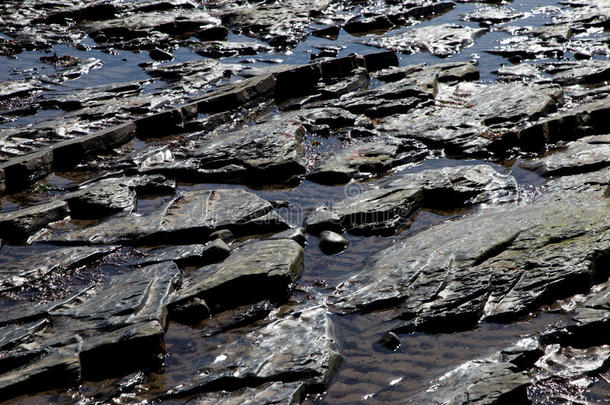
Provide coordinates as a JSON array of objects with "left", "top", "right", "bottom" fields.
[{"left": 0, "top": 0, "right": 609, "bottom": 403}]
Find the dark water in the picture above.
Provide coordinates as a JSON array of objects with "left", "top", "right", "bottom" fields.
[{"left": 0, "top": 0, "right": 607, "bottom": 403}]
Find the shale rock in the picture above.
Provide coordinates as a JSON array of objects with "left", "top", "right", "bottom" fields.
[
  {"left": 305, "top": 164, "right": 517, "bottom": 235},
  {"left": 0, "top": 199, "right": 68, "bottom": 240},
  {"left": 169, "top": 239, "right": 304, "bottom": 315},
  {"left": 319, "top": 231, "right": 349, "bottom": 254},
  {"left": 333, "top": 185, "right": 610, "bottom": 332},
  {"left": 65, "top": 178, "right": 137, "bottom": 219},
  {"left": 161, "top": 305, "right": 341, "bottom": 399}
]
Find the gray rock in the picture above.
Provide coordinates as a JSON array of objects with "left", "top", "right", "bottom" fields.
[
  {"left": 305, "top": 164, "right": 516, "bottom": 235},
  {"left": 125, "top": 174, "right": 176, "bottom": 195},
  {"left": 131, "top": 238, "right": 231, "bottom": 268},
  {"left": 307, "top": 140, "right": 427, "bottom": 185},
  {"left": 334, "top": 187, "right": 610, "bottom": 332},
  {"left": 0, "top": 199, "right": 68, "bottom": 240},
  {"left": 408, "top": 338, "right": 540, "bottom": 404},
  {"left": 65, "top": 178, "right": 137, "bottom": 219},
  {"left": 266, "top": 227, "right": 307, "bottom": 247},
  {"left": 0, "top": 246, "right": 117, "bottom": 293},
  {"left": 520, "top": 135, "right": 610, "bottom": 177},
  {"left": 161, "top": 305, "right": 341, "bottom": 399},
  {"left": 462, "top": 7, "right": 525, "bottom": 26},
  {"left": 543, "top": 60, "right": 610, "bottom": 85},
  {"left": 0, "top": 262, "right": 180, "bottom": 398},
  {"left": 34, "top": 189, "right": 288, "bottom": 245},
  {"left": 169, "top": 239, "right": 304, "bottom": 315},
  {"left": 319, "top": 231, "right": 348, "bottom": 254},
  {"left": 163, "top": 119, "right": 306, "bottom": 184},
  {"left": 376, "top": 61, "right": 479, "bottom": 84},
  {"left": 195, "top": 41, "right": 272, "bottom": 58},
  {"left": 190, "top": 381, "right": 307, "bottom": 405},
  {"left": 368, "top": 24, "right": 485, "bottom": 58}
]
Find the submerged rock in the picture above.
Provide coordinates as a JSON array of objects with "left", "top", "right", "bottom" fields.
[{"left": 319, "top": 231, "right": 349, "bottom": 254}]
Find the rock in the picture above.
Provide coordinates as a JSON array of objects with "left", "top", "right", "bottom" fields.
[
  {"left": 519, "top": 97, "right": 610, "bottom": 151},
  {"left": 192, "top": 74, "right": 276, "bottom": 114},
  {"left": 192, "top": 381, "right": 307, "bottom": 405},
  {"left": 266, "top": 227, "right": 307, "bottom": 247},
  {"left": 542, "top": 60, "right": 610, "bottom": 85},
  {"left": 375, "top": 331, "right": 401, "bottom": 351},
  {"left": 0, "top": 262, "right": 180, "bottom": 398},
  {"left": 0, "top": 199, "right": 68, "bottom": 240},
  {"left": 344, "top": 15, "right": 394, "bottom": 35},
  {"left": 125, "top": 174, "right": 176, "bottom": 195},
  {"left": 337, "top": 72, "right": 438, "bottom": 118},
  {"left": 367, "top": 24, "right": 485, "bottom": 58},
  {"left": 333, "top": 186, "right": 610, "bottom": 332},
  {"left": 34, "top": 189, "right": 288, "bottom": 245},
  {"left": 208, "top": 229, "right": 235, "bottom": 244},
  {"left": 521, "top": 135, "right": 610, "bottom": 177},
  {"left": 0, "top": 246, "right": 117, "bottom": 293},
  {"left": 319, "top": 231, "right": 348, "bottom": 254},
  {"left": 0, "top": 79, "right": 42, "bottom": 100},
  {"left": 307, "top": 140, "right": 427, "bottom": 185},
  {"left": 149, "top": 47, "right": 173, "bottom": 61},
  {"left": 311, "top": 26, "right": 340, "bottom": 40},
  {"left": 408, "top": 338, "right": 540, "bottom": 404},
  {"left": 131, "top": 238, "right": 231, "bottom": 268},
  {"left": 363, "top": 51, "right": 399, "bottom": 72},
  {"left": 493, "top": 64, "right": 544, "bottom": 81},
  {"left": 377, "top": 61, "right": 479, "bottom": 84},
  {"left": 163, "top": 119, "right": 306, "bottom": 184},
  {"left": 462, "top": 7, "right": 525, "bottom": 26},
  {"left": 169, "top": 239, "right": 304, "bottom": 316},
  {"left": 65, "top": 178, "right": 137, "bottom": 219},
  {"left": 305, "top": 164, "right": 516, "bottom": 235},
  {"left": 160, "top": 306, "right": 341, "bottom": 399},
  {"left": 195, "top": 41, "right": 272, "bottom": 58}
]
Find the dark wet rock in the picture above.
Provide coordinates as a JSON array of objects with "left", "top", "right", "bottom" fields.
[
  {"left": 408, "top": 338, "right": 540, "bottom": 404},
  {"left": 195, "top": 41, "right": 272, "bottom": 58},
  {"left": 319, "top": 231, "right": 348, "bottom": 254},
  {"left": 493, "top": 64, "right": 544, "bottom": 81},
  {"left": 333, "top": 186, "right": 610, "bottom": 332},
  {"left": 161, "top": 305, "right": 341, "bottom": 399},
  {"left": 343, "top": 15, "right": 394, "bottom": 35},
  {"left": 0, "top": 80, "right": 42, "bottom": 100},
  {"left": 519, "top": 97, "right": 610, "bottom": 151},
  {"left": 368, "top": 24, "right": 485, "bottom": 57},
  {"left": 541, "top": 60, "right": 610, "bottom": 85},
  {"left": 192, "top": 381, "right": 307, "bottom": 405},
  {"left": 192, "top": 74, "right": 276, "bottom": 114},
  {"left": 337, "top": 72, "right": 438, "bottom": 118},
  {"left": 300, "top": 107, "right": 357, "bottom": 130},
  {"left": 0, "top": 261, "right": 179, "bottom": 398},
  {"left": 0, "top": 199, "right": 68, "bottom": 240},
  {"left": 162, "top": 119, "right": 305, "bottom": 184},
  {"left": 376, "top": 61, "right": 479, "bottom": 84},
  {"left": 362, "top": 50, "right": 399, "bottom": 72},
  {"left": 0, "top": 149, "right": 53, "bottom": 191},
  {"left": 375, "top": 331, "right": 401, "bottom": 351},
  {"left": 267, "top": 227, "right": 308, "bottom": 247},
  {"left": 0, "top": 246, "right": 116, "bottom": 293},
  {"left": 149, "top": 48, "right": 173, "bottom": 61},
  {"left": 35, "top": 189, "right": 288, "bottom": 246},
  {"left": 221, "top": 0, "right": 332, "bottom": 48},
  {"left": 125, "top": 174, "right": 176, "bottom": 195},
  {"left": 312, "top": 26, "right": 340, "bottom": 40},
  {"left": 170, "top": 239, "right": 303, "bottom": 316},
  {"left": 306, "top": 164, "right": 516, "bottom": 235},
  {"left": 381, "top": 81, "right": 561, "bottom": 156},
  {"left": 521, "top": 135, "right": 610, "bottom": 177},
  {"left": 132, "top": 238, "right": 231, "bottom": 268},
  {"left": 208, "top": 229, "right": 235, "bottom": 244},
  {"left": 307, "top": 139, "right": 427, "bottom": 184},
  {"left": 462, "top": 7, "right": 525, "bottom": 26},
  {"left": 65, "top": 178, "right": 137, "bottom": 219}
]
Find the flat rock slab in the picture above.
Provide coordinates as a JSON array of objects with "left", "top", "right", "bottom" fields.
[
  {"left": 367, "top": 24, "right": 486, "bottom": 57},
  {"left": 169, "top": 239, "right": 304, "bottom": 315},
  {"left": 161, "top": 305, "right": 341, "bottom": 400},
  {"left": 521, "top": 135, "right": 610, "bottom": 177},
  {"left": 34, "top": 189, "right": 288, "bottom": 245},
  {"left": 0, "top": 199, "right": 68, "bottom": 240},
  {"left": 333, "top": 184, "right": 610, "bottom": 332},
  {"left": 65, "top": 178, "right": 137, "bottom": 219},
  {"left": 0, "top": 245, "right": 117, "bottom": 293},
  {"left": 307, "top": 139, "right": 427, "bottom": 185},
  {"left": 0, "top": 261, "right": 180, "bottom": 399},
  {"left": 164, "top": 119, "right": 306, "bottom": 184},
  {"left": 305, "top": 164, "right": 517, "bottom": 235},
  {"left": 131, "top": 238, "right": 231, "bottom": 268}
]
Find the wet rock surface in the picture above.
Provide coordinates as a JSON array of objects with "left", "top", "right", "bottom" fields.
[{"left": 0, "top": 0, "right": 609, "bottom": 403}]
